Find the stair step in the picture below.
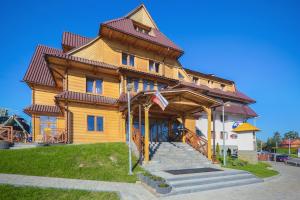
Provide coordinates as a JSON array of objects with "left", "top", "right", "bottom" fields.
[
  {"left": 169, "top": 177, "right": 263, "bottom": 195},
  {"left": 170, "top": 173, "right": 254, "bottom": 187},
  {"left": 166, "top": 170, "right": 246, "bottom": 182}
]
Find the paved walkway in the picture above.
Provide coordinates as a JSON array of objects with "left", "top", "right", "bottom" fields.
[
  {"left": 160, "top": 162, "right": 300, "bottom": 200},
  {"left": 1, "top": 162, "right": 299, "bottom": 200},
  {"left": 0, "top": 174, "right": 156, "bottom": 200}
]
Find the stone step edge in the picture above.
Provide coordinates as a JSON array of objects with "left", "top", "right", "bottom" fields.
[
  {"left": 168, "top": 178, "right": 263, "bottom": 196},
  {"left": 170, "top": 173, "right": 255, "bottom": 187},
  {"left": 166, "top": 170, "right": 247, "bottom": 182}
]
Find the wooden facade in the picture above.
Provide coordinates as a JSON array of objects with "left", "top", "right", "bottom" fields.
[{"left": 23, "top": 4, "right": 255, "bottom": 160}]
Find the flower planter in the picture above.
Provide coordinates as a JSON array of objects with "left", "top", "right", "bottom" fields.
[{"left": 156, "top": 184, "right": 172, "bottom": 194}]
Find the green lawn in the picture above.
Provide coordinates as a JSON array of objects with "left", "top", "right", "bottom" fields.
[
  {"left": 0, "top": 143, "right": 143, "bottom": 183},
  {"left": 277, "top": 148, "right": 299, "bottom": 158},
  {"left": 222, "top": 158, "right": 279, "bottom": 178},
  {"left": 0, "top": 184, "right": 119, "bottom": 200}
]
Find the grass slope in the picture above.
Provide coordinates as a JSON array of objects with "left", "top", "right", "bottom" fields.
[
  {"left": 0, "top": 143, "right": 143, "bottom": 182},
  {"left": 224, "top": 159, "right": 279, "bottom": 178},
  {"left": 0, "top": 184, "right": 119, "bottom": 200}
]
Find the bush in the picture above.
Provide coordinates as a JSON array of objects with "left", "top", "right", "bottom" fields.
[{"left": 158, "top": 183, "right": 169, "bottom": 188}]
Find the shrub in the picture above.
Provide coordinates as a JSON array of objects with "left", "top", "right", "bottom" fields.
[{"left": 158, "top": 183, "right": 169, "bottom": 188}]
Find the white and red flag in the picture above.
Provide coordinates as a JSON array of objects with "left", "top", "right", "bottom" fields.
[{"left": 151, "top": 91, "right": 169, "bottom": 111}]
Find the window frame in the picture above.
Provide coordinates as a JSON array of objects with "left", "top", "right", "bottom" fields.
[
  {"left": 86, "top": 115, "right": 104, "bottom": 133},
  {"left": 86, "top": 77, "right": 103, "bottom": 95},
  {"left": 121, "top": 52, "right": 135, "bottom": 67},
  {"left": 178, "top": 72, "right": 184, "bottom": 79},
  {"left": 149, "top": 60, "right": 160, "bottom": 73}
]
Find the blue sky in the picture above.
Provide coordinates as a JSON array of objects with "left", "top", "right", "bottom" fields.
[{"left": 0, "top": 0, "right": 299, "bottom": 140}]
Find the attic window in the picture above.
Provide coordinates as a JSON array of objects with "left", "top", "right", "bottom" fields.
[
  {"left": 178, "top": 72, "right": 184, "bottom": 79},
  {"left": 221, "top": 84, "right": 226, "bottom": 91},
  {"left": 192, "top": 77, "right": 199, "bottom": 84},
  {"left": 133, "top": 22, "right": 151, "bottom": 35}
]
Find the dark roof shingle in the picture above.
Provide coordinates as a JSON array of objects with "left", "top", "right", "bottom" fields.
[
  {"left": 55, "top": 91, "right": 118, "bottom": 105},
  {"left": 62, "top": 32, "right": 92, "bottom": 49},
  {"left": 23, "top": 45, "right": 63, "bottom": 87},
  {"left": 215, "top": 103, "right": 258, "bottom": 117},
  {"left": 102, "top": 18, "right": 182, "bottom": 52},
  {"left": 175, "top": 81, "right": 255, "bottom": 103},
  {"left": 24, "top": 104, "right": 62, "bottom": 116}
]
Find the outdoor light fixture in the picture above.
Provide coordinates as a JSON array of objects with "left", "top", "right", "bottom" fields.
[{"left": 127, "top": 83, "right": 133, "bottom": 175}]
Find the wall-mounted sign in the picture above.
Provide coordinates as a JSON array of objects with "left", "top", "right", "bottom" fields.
[{"left": 232, "top": 122, "right": 240, "bottom": 129}]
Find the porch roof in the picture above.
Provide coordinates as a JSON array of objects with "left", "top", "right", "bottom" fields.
[
  {"left": 123, "top": 88, "right": 221, "bottom": 117},
  {"left": 24, "top": 104, "right": 63, "bottom": 117}
]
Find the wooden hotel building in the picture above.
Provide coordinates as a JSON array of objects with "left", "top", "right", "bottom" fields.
[{"left": 23, "top": 4, "right": 257, "bottom": 161}]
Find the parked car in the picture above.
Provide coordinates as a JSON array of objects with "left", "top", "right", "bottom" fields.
[{"left": 276, "top": 154, "right": 290, "bottom": 162}]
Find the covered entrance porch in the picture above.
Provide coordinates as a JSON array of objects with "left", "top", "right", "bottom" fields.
[{"left": 122, "top": 88, "right": 220, "bottom": 162}]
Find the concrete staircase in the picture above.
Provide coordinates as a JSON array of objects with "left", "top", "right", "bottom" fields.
[
  {"left": 143, "top": 142, "right": 212, "bottom": 172},
  {"left": 165, "top": 170, "right": 263, "bottom": 195},
  {"left": 9, "top": 143, "right": 39, "bottom": 150},
  {"left": 143, "top": 142, "right": 263, "bottom": 195}
]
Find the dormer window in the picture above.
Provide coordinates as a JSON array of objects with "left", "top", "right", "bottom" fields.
[
  {"left": 149, "top": 60, "right": 160, "bottom": 73},
  {"left": 192, "top": 77, "right": 199, "bottom": 84},
  {"left": 133, "top": 21, "right": 151, "bottom": 35},
  {"left": 178, "top": 72, "right": 184, "bottom": 79},
  {"left": 122, "top": 53, "right": 134, "bottom": 66},
  {"left": 221, "top": 84, "right": 226, "bottom": 91}
]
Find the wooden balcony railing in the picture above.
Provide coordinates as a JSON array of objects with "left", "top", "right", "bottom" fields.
[
  {"left": 0, "top": 126, "right": 13, "bottom": 142},
  {"left": 42, "top": 128, "right": 67, "bottom": 144},
  {"left": 185, "top": 128, "right": 208, "bottom": 157},
  {"left": 132, "top": 127, "right": 144, "bottom": 159}
]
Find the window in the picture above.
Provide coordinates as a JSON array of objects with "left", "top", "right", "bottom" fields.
[
  {"left": 143, "top": 80, "right": 148, "bottom": 91},
  {"left": 96, "top": 117, "right": 103, "bottom": 131},
  {"left": 86, "top": 78, "right": 102, "bottom": 94},
  {"left": 87, "top": 115, "right": 95, "bottom": 131},
  {"left": 220, "top": 131, "right": 228, "bottom": 139},
  {"left": 122, "top": 53, "right": 134, "bottom": 66},
  {"left": 134, "top": 79, "right": 139, "bottom": 92},
  {"left": 193, "top": 77, "right": 199, "bottom": 84},
  {"left": 221, "top": 84, "right": 225, "bottom": 91},
  {"left": 129, "top": 55, "right": 135, "bottom": 66},
  {"left": 230, "top": 134, "right": 238, "bottom": 139},
  {"left": 220, "top": 114, "right": 228, "bottom": 122},
  {"left": 142, "top": 80, "right": 154, "bottom": 91},
  {"left": 40, "top": 116, "right": 56, "bottom": 135},
  {"left": 87, "top": 115, "right": 104, "bottom": 132},
  {"left": 86, "top": 78, "right": 94, "bottom": 93},
  {"left": 122, "top": 53, "right": 128, "bottom": 65},
  {"left": 178, "top": 72, "right": 184, "bottom": 79},
  {"left": 134, "top": 24, "right": 150, "bottom": 35},
  {"left": 149, "top": 60, "right": 160, "bottom": 73},
  {"left": 149, "top": 81, "right": 154, "bottom": 90},
  {"left": 157, "top": 83, "right": 167, "bottom": 91}
]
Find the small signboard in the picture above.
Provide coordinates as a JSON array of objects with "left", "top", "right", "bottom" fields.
[{"left": 298, "top": 148, "right": 300, "bottom": 158}]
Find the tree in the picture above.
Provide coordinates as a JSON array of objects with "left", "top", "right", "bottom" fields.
[
  {"left": 273, "top": 131, "right": 282, "bottom": 144},
  {"left": 265, "top": 132, "right": 282, "bottom": 152},
  {"left": 284, "top": 131, "right": 299, "bottom": 140}
]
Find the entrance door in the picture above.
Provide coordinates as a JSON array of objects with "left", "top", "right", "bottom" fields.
[{"left": 150, "top": 119, "right": 169, "bottom": 142}]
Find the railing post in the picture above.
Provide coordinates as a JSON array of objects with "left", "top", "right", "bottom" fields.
[{"left": 144, "top": 105, "right": 150, "bottom": 163}]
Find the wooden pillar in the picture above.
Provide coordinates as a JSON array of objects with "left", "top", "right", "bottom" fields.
[
  {"left": 181, "top": 116, "right": 186, "bottom": 143},
  {"left": 205, "top": 107, "right": 212, "bottom": 160},
  {"left": 144, "top": 106, "right": 150, "bottom": 162}
]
